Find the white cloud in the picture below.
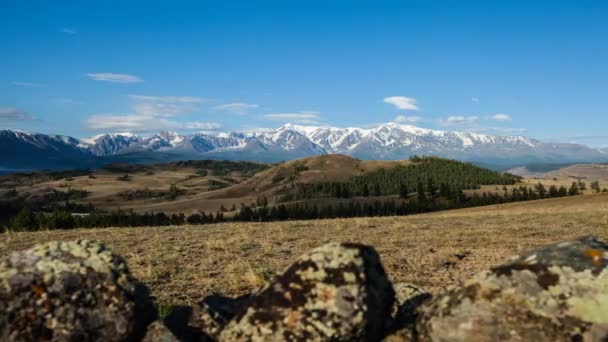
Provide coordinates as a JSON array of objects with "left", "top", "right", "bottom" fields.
[
  {"left": 214, "top": 102, "right": 259, "bottom": 114},
  {"left": 440, "top": 115, "right": 480, "bottom": 126},
  {"left": 264, "top": 111, "right": 320, "bottom": 121},
  {"left": 182, "top": 121, "right": 222, "bottom": 130},
  {"left": 394, "top": 115, "right": 424, "bottom": 124},
  {"left": 470, "top": 127, "right": 527, "bottom": 135},
  {"left": 128, "top": 95, "right": 207, "bottom": 117},
  {"left": 383, "top": 96, "right": 419, "bottom": 111},
  {"left": 86, "top": 114, "right": 220, "bottom": 132},
  {"left": 62, "top": 28, "right": 77, "bottom": 35},
  {"left": 489, "top": 113, "right": 512, "bottom": 121},
  {"left": 0, "top": 108, "right": 33, "bottom": 121},
  {"left": 87, "top": 73, "right": 143, "bottom": 83},
  {"left": 86, "top": 94, "right": 217, "bottom": 132},
  {"left": 128, "top": 95, "right": 204, "bottom": 103},
  {"left": 12, "top": 81, "right": 44, "bottom": 87},
  {"left": 471, "top": 97, "right": 479, "bottom": 103}
]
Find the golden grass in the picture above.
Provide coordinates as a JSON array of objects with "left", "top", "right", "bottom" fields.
[{"left": 2, "top": 193, "right": 608, "bottom": 307}]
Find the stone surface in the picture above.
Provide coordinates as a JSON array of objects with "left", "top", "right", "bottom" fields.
[
  {"left": 193, "top": 294, "right": 251, "bottom": 339},
  {"left": 142, "top": 321, "right": 179, "bottom": 342},
  {"left": 384, "top": 283, "right": 431, "bottom": 341},
  {"left": 416, "top": 236, "right": 608, "bottom": 341},
  {"left": 220, "top": 242, "right": 395, "bottom": 341},
  {"left": 0, "top": 240, "right": 155, "bottom": 341}
]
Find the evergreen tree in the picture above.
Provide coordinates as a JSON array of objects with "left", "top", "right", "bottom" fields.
[
  {"left": 568, "top": 182, "right": 580, "bottom": 196},
  {"left": 10, "top": 208, "right": 37, "bottom": 231}
]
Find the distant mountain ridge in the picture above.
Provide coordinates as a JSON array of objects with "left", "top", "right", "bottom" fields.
[{"left": 1, "top": 123, "right": 606, "bottom": 171}]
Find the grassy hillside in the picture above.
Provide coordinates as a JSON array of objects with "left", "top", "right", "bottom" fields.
[
  {"left": 544, "top": 163, "right": 608, "bottom": 182},
  {"left": 0, "top": 159, "right": 270, "bottom": 215},
  {"left": 2, "top": 154, "right": 583, "bottom": 230},
  {"left": 2, "top": 192, "right": 607, "bottom": 306}
]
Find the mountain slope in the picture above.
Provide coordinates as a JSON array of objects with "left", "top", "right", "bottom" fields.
[
  {"left": 0, "top": 130, "right": 97, "bottom": 170},
  {"left": 1, "top": 124, "right": 606, "bottom": 171}
]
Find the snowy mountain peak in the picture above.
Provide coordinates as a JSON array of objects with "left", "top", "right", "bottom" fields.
[
  {"left": 157, "top": 131, "right": 184, "bottom": 146},
  {"left": 1, "top": 123, "right": 604, "bottom": 170}
]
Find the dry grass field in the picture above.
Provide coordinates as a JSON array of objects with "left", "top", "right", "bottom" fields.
[
  {"left": 2, "top": 192, "right": 607, "bottom": 307},
  {"left": 0, "top": 155, "right": 415, "bottom": 215}
]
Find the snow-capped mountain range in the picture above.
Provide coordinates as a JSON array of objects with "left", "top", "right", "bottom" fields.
[{"left": 1, "top": 123, "right": 606, "bottom": 171}]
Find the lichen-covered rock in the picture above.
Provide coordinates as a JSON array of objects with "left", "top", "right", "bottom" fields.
[
  {"left": 384, "top": 283, "right": 431, "bottom": 341},
  {"left": 192, "top": 294, "right": 251, "bottom": 339},
  {"left": 142, "top": 321, "right": 179, "bottom": 342},
  {"left": 416, "top": 236, "right": 608, "bottom": 341},
  {"left": 220, "top": 242, "right": 395, "bottom": 341},
  {"left": 0, "top": 240, "right": 155, "bottom": 341}
]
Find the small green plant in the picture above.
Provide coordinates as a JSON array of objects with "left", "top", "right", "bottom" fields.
[{"left": 155, "top": 303, "right": 175, "bottom": 319}]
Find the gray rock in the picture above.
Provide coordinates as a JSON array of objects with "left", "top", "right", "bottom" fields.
[
  {"left": 220, "top": 242, "right": 395, "bottom": 341},
  {"left": 416, "top": 236, "right": 608, "bottom": 341},
  {"left": 0, "top": 240, "right": 155, "bottom": 341},
  {"left": 142, "top": 321, "right": 179, "bottom": 342},
  {"left": 192, "top": 294, "right": 251, "bottom": 339},
  {"left": 384, "top": 283, "right": 431, "bottom": 341}
]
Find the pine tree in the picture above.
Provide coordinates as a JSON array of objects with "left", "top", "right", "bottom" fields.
[
  {"left": 10, "top": 208, "right": 37, "bottom": 231},
  {"left": 568, "top": 182, "right": 580, "bottom": 196}
]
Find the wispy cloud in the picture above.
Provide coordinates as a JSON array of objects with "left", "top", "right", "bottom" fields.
[
  {"left": 62, "top": 28, "right": 77, "bottom": 35},
  {"left": 394, "top": 115, "right": 424, "bottom": 124},
  {"left": 86, "top": 114, "right": 220, "bottom": 132},
  {"left": 437, "top": 113, "right": 523, "bottom": 135},
  {"left": 182, "top": 121, "right": 222, "bottom": 130},
  {"left": 470, "top": 127, "right": 527, "bottom": 135},
  {"left": 128, "top": 95, "right": 204, "bottom": 103},
  {"left": 489, "top": 113, "right": 512, "bottom": 121},
  {"left": 471, "top": 97, "right": 480, "bottom": 103},
  {"left": 214, "top": 102, "right": 259, "bottom": 114},
  {"left": 264, "top": 111, "right": 320, "bottom": 124},
  {"left": 128, "top": 94, "right": 207, "bottom": 117},
  {"left": 383, "top": 96, "right": 419, "bottom": 111},
  {"left": 86, "top": 94, "right": 217, "bottom": 132},
  {"left": 87, "top": 73, "right": 143, "bottom": 83},
  {"left": 12, "top": 81, "right": 44, "bottom": 87},
  {"left": 440, "top": 115, "right": 480, "bottom": 126},
  {"left": 0, "top": 108, "right": 33, "bottom": 121},
  {"left": 544, "top": 135, "right": 608, "bottom": 148}
]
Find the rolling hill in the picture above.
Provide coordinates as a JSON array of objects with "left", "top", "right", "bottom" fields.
[{"left": 0, "top": 154, "right": 526, "bottom": 217}]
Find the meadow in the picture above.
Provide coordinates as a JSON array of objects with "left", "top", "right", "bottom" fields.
[{"left": 2, "top": 191, "right": 607, "bottom": 307}]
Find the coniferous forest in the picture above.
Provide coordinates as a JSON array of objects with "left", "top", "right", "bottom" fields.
[
  {"left": 287, "top": 157, "right": 521, "bottom": 202},
  {"left": 0, "top": 157, "right": 590, "bottom": 232}
]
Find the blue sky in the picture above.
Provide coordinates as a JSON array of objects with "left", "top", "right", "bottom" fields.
[{"left": 1, "top": 0, "right": 608, "bottom": 147}]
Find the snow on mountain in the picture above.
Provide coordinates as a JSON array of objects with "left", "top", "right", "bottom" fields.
[
  {"left": 70, "top": 123, "right": 603, "bottom": 166},
  {"left": 1, "top": 123, "right": 606, "bottom": 170},
  {"left": 80, "top": 133, "right": 142, "bottom": 156}
]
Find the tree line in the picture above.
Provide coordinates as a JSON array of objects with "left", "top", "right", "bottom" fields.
[
  {"left": 2, "top": 180, "right": 585, "bottom": 232},
  {"left": 284, "top": 156, "right": 521, "bottom": 202}
]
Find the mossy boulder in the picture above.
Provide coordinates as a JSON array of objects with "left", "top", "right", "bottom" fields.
[
  {"left": 384, "top": 283, "right": 431, "bottom": 341},
  {"left": 142, "top": 321, "right": 179, "bottom": 342},
  {"left": 220, "top": 242, "right": 395, "bottom": 341},
  {"left": 0, "top": 240, "right": 155, "bottom": 341},
  {"left": 416, "top": 236, "right": 608, "bottom": 341}
]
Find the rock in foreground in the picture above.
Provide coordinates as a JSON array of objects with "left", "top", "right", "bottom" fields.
[
  {"left": 0, "top": 240, "right": 154, "bottom": 341},
  {"left": 220, "top": 242, "right": 395, "bottom": 341},
  {"left": 416, "top": 236, "right": 608, "bottom": 341}
]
